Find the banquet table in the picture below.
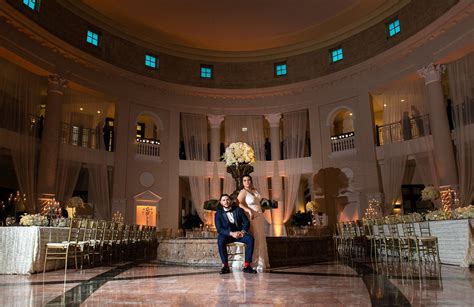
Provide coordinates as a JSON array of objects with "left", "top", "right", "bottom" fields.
[
  {"left": 0, "top": 226, "right": 70, "bottom": 274},
  {"left": 373, "top": 219, "right": 473, "bottom": 267}
]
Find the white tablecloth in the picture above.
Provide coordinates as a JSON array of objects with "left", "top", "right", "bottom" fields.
[
  {"left": 0, "top": 226, "right": 70, "bottom": 274},
  {"left": 373, "top": 219, "right": 473, "bottom": 267}
]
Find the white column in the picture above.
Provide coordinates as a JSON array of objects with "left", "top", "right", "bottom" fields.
[
  {"left": 208, "top": 115, "right": 224, "bottom": 199},
  {"left": 37, "top": 74, "right": 68, "bottom": 210},
  {"left": 111, "top": 99, "right": 130, "bottom": 220},
  {"left": 265, "top": 113, "right": 285, "bottom": 236},
  {"left": 417, "top": 63, "right": 458, "bottom": 186}
]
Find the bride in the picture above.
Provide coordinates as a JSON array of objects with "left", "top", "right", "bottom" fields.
[{"left": 237, "top": 175, "right": 269, "bottom": 272}]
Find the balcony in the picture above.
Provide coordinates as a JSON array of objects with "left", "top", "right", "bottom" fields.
[
  {"left": 136, "top": 137, "right": 161, "bottom": 161},
  {"left": 377, "top": 114, "right": 431, "bottom": 146},
  {"left": 330, "top": 132, "right": 355, "bottom": 153}
]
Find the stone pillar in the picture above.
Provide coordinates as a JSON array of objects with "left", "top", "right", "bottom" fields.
[
  {"left": 37, "top": 74, "right": 68, "bottom": 210},
  {"left": 265, "top": 113, "right": 284, "bottom": 236},
  {"left": 208, "top": 115, "right": 224, "bottom": 199},
  {"left": 417, "top": 63, "right": 458, "bottom": 186},
  {"left": 111, "top": 99, "right": 130, "bottom": 221}
]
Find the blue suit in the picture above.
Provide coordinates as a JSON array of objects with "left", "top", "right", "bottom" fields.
[{"left": 215, "top": 205, "right": 254, "bottom": 264}]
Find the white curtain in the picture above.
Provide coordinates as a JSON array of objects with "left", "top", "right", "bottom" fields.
[
  {"left": 225, "top": 115, "right": 268, "bottom": 197},
  {"left": 380, "top": 79, "right": 429, "bottom": 212},
  {"left": 58, "top": 89, "right": 114, "bottom": 217},
  {"left": 447, "top": 52, "right": 474, "bottom": 205},
  {"left": 0, "top": 59, "right": 46, "bottom": 213},
  {"left": 87, "top": 163, "right": 110, "bottom": 220},
  {"left": 281, "top": 110, "right": 307, "bottom": 222},
  {"left": 182, "top": 113, "right": 212, "bottom": 224},
  {"left": 55, "top": 156, "right": 82, "bottom": 204}
]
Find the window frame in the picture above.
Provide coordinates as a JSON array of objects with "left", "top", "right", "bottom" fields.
[
  {"left": 274, "top": 61, "right": 288, "bottom": 77},
  {"left": 200, "top": 65, "right": 213, "bottom": 79},
  {"left": 330, "top": 47, "right": 344, "bottom": 63}
]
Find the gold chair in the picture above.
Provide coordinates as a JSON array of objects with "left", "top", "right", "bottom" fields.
[{"left": 43, "top": 218, "right": 81, "bottom": 274}]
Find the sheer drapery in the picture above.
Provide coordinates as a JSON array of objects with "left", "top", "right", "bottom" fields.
[
  {"left": 225, "top": 115, "right": 269, "bottom": 197},
  {"left": 380, "top": 79, "right": 429, "bottom": 212},
  {"left": 0, "top": 59, "right": 46, "bottom": 213},
  {"left": 281, "top": 110, "right": 307, "bottom": 222},
  {"left": 448, "top": 52, "right": 474, "bottom": 205},
  {"left": 380, "top": 144, "right": 407, "bottom": 213},
  {"left": 58, "top": 89, "right": 114, "bottom": 215},
  {"left": 87, "top": 163, "right": 111, "bottom": 220},
  {"left": 55, "top": 157, "right": 81, "bottom": 204},
  {"left": 182, "top": 113, "right": 212, "bottom": 223}
]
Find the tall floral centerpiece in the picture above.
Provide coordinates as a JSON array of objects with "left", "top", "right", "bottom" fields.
[{"left": 222, "top": 142, "right": 256, "bottom": 197}]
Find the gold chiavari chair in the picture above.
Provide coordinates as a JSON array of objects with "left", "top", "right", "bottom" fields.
[
  {"left": 417, "top": 221, "right": 440, "bottom": 262},
  {"left": 43, "top": 218, "right": 81, "bottom": 274}
]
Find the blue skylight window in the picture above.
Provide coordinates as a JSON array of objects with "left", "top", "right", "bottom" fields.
[
  {"left": 275, "top": 62, "right": 287, "bottom": 76},
  {"left": 388, "top": 19, "right": 401, "bottom": 37},
  {"left": 200, "top": 65, "right": 212, "bottom": 79},
  {"left": 23, "top": 0, "right": 36, "bottom": 10},
  {"left": 145, "top": 54, "right": 157, "bottom": 68},
  {"left": 331, "top": 48, "right": 344, "bottom": 63},
  {"left": 86, "top": 30, "right": 99, "bottom": 46}
]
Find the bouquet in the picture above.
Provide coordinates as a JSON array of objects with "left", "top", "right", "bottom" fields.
[
  {"left": 421, "top": 186, "right": 440, "bottom": 201},
  {"left": 221, "top": 142, "right": 256, "bottom": 166}
]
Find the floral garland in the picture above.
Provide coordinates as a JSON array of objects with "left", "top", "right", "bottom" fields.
[{"left": 221, "top": 142, "right": 256, "bottom": 166}]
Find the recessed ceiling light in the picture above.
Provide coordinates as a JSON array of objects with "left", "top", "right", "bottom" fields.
[
  {"left": 349, "top": 113, "right": 353, "bottom": 116},
  {"left": 383, "top": 104, "right": 387, "bottom": 107},
  {"left": 97, "top": 110, "right": 101, "bottom": 114},
  {"left": 79, "top": 107, "right": 83, "bottom": 111},
  {"left": 401, "top": 99, "right": 405, "bottom": 102}
]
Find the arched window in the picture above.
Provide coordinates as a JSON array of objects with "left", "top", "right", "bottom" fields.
[{"left": 328, "top": 107, "right": 355, "bottom": 153}]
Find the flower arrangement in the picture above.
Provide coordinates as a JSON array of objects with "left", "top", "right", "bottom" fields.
[
  {"left": 453, "top": 205, "right": 474, "bottom": 219},
  {"left": 221, "top": 142, "right": 256, "bottom": 166},
  {"left": 421, "top": 186, "right": 440, "bottom": 201},
  {"left": 424, "top": 209, "right": 450, "bottom": 221},
  {"left": 19, "top": 214, "right": 48, "bottom": 226},
  {"left": 305, "top": 200, "right": 318, "bottom": 212}
]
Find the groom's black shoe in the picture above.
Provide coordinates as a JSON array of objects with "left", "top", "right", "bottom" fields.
[
  {"left": 219, "top": 266, "right": 230, "bottom": 274},
  {"left": 242, "top": 266, "right": 257, "bottom": 274}
]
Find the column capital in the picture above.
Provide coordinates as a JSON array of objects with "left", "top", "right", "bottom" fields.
[
  {"left": 207, "top": 115, "right": 225, "bottom": 129},
  {"left": 48, "top": 74, "right": 68, "bottom": 94},
  {"left": 264, "top": 113, "right": 282, "bottom": 128},
  {"left": 417, "top": 63, "right": 446, "bottom": 85}
]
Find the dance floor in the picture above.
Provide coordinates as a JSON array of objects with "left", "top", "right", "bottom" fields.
[{"left": 0, "top": 259, "right": 472, "bottom": 306}]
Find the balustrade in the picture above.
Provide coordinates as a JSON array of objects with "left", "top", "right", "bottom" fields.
[
  {"left": 377, "top": 114, "right": 431, "bottom": 145},
  {"left": 330, "top": 132, "right": 355, "bottom": 153}
]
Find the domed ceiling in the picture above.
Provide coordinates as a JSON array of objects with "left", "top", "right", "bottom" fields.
[{"left": 64, "top": 0, "right": 407, "bottom": 57}]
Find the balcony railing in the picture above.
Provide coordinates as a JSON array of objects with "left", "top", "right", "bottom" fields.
[
  {"left": 377, "top": 114, "right": 431, "bottom": 146},
  {"left": 136, "top": 137, "right": 160, "bottom": 159},
  {"left": 61, "top": 123, "right": 99, "bottom": 149},
  {"left": 330, "top": 132, "right": 355, "bottom": 152}
]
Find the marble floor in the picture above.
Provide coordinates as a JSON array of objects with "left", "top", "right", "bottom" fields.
[{"left": 0, "top": 259, "right": 472, "bottom": 306}]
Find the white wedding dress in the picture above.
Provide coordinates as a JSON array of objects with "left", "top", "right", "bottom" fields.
[{"left": 243, "top": 189, "right": 269, "bottom": 272}]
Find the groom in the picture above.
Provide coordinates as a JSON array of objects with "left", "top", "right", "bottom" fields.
[{"left": 215, "top": 194, "right": 257, "bottom": 274}]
